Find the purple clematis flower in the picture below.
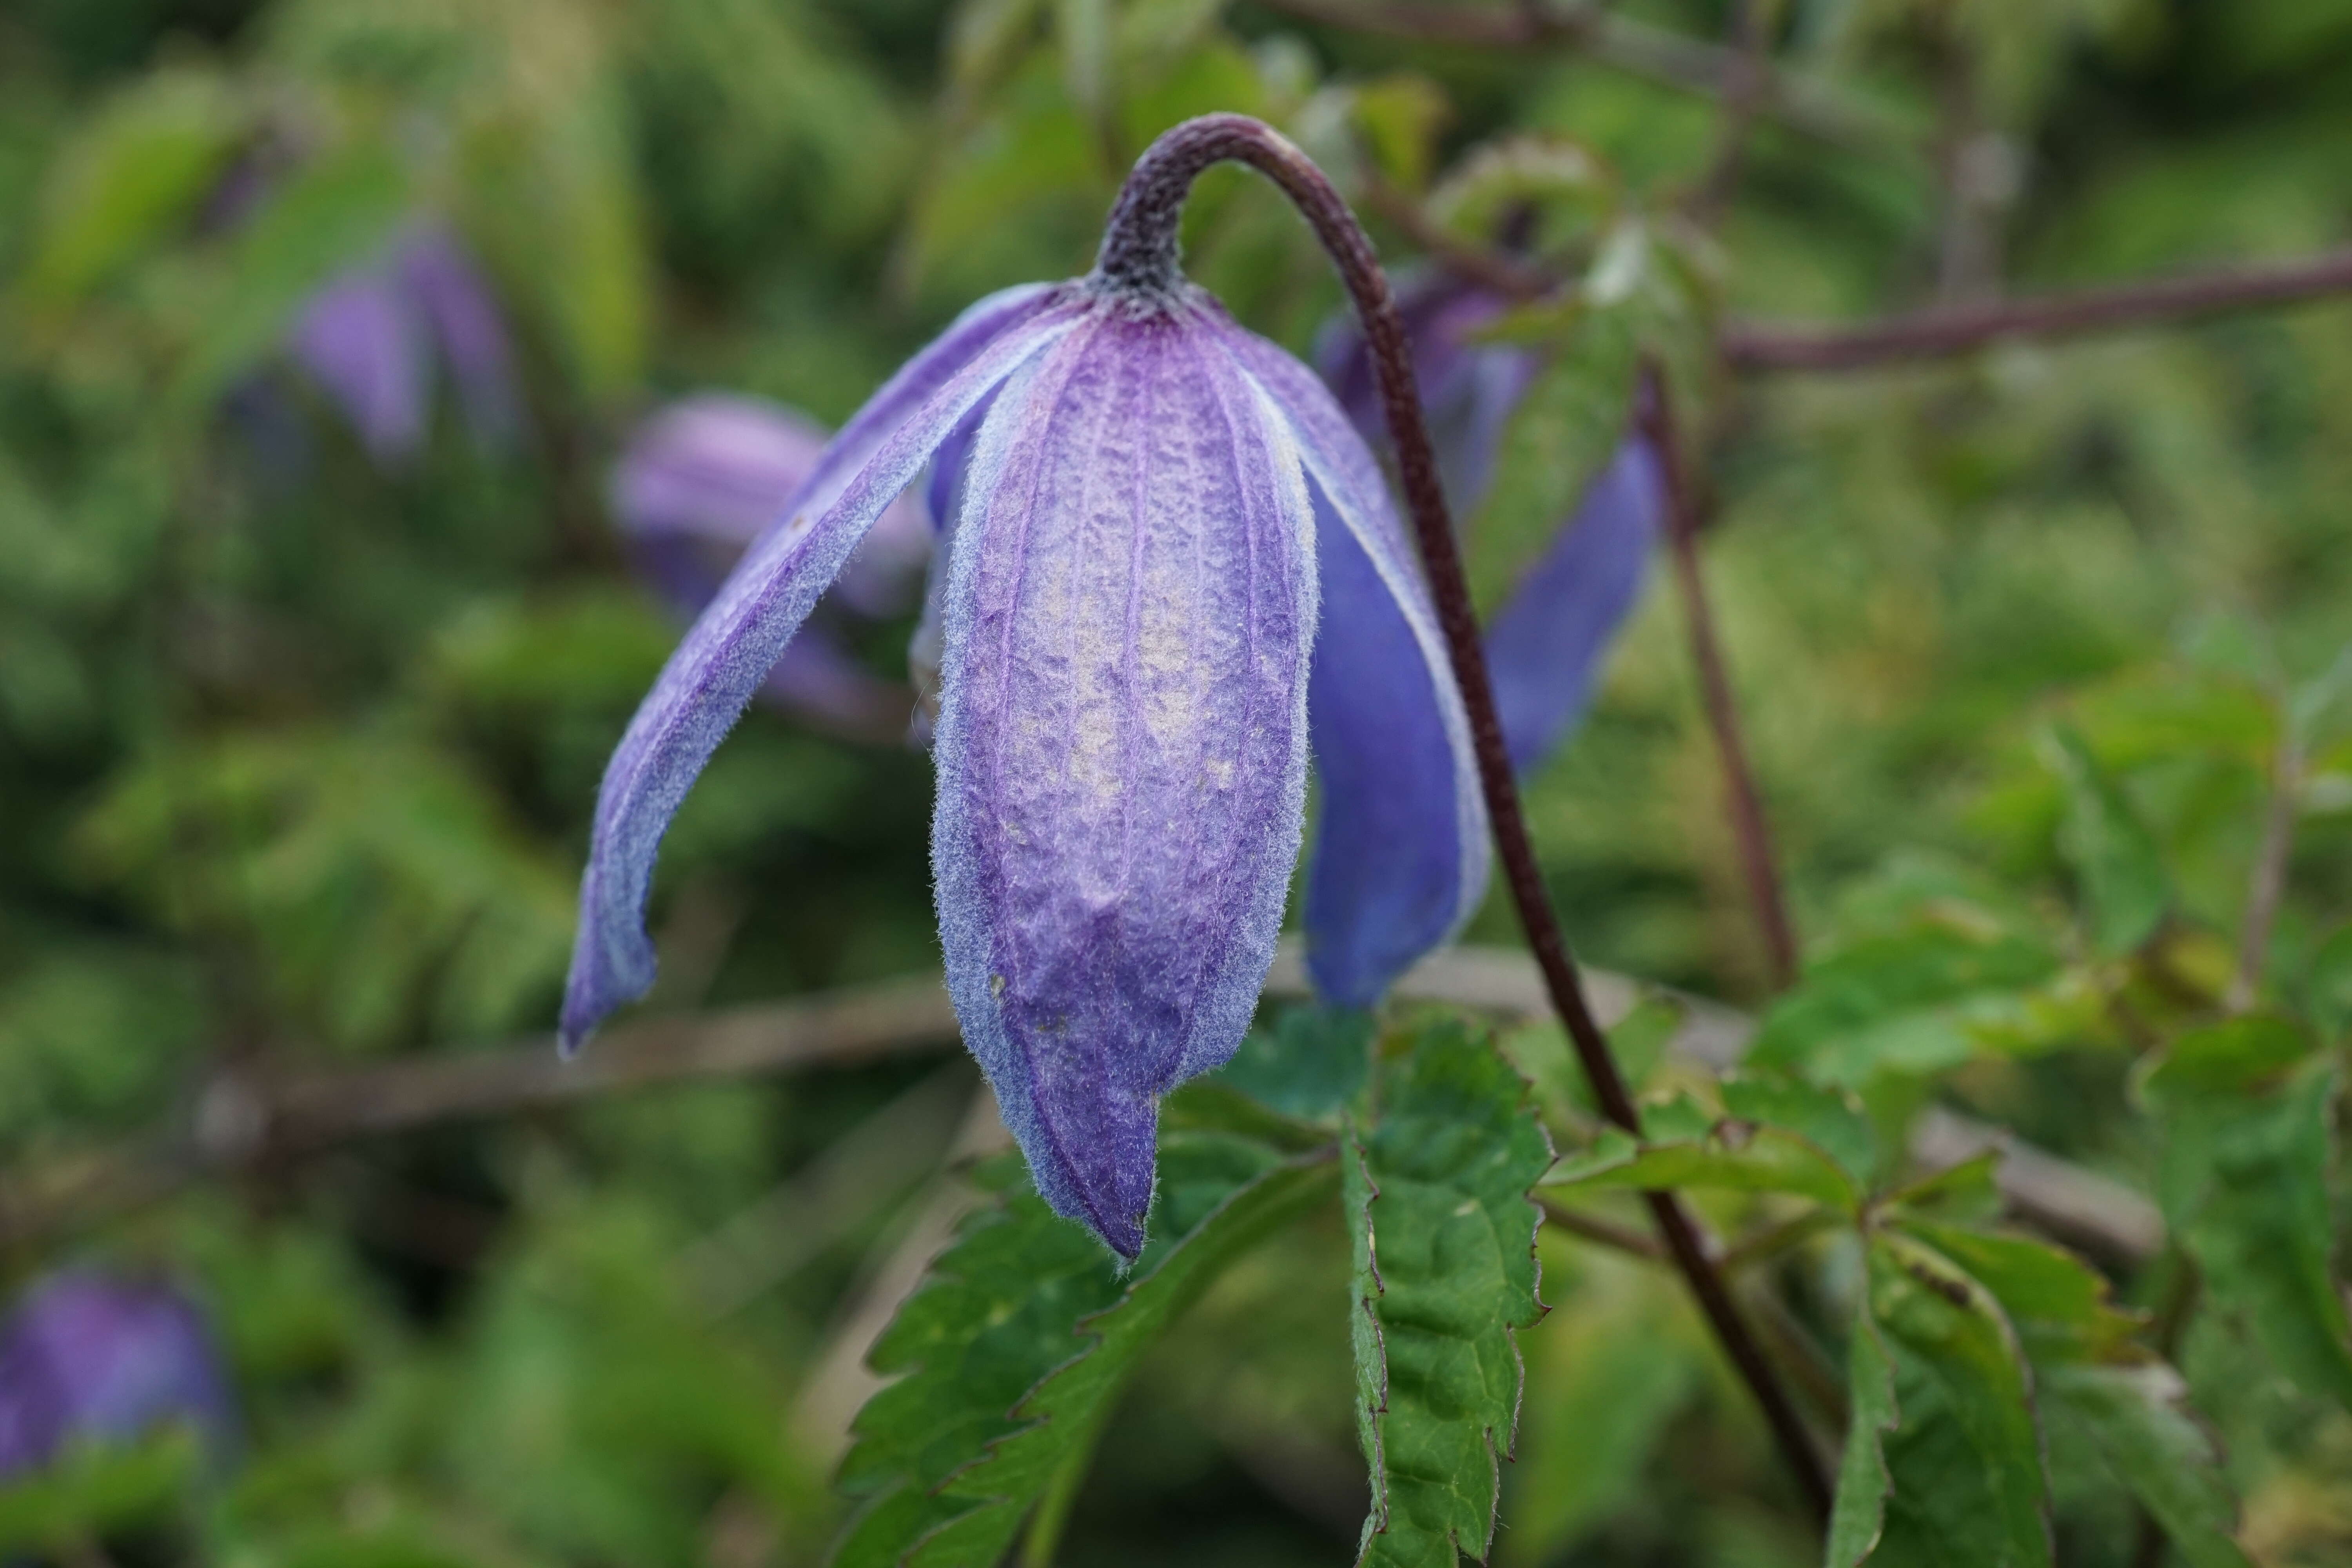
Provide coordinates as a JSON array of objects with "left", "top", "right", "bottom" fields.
[
  {"left": 611, "top": 395, "right": 930, "bottom": 739},
  {"left": 286, "top": 225, "right": 520, "bottom": 465},
  {"left": 0, "top": 1271, "right": 237, "bottom": 1480},
  {"left": 562, "top": 130, "right": 1488, "bottom": 1259},
  {"left": 1319, "top": 276, "right": 1662, "bottom": 774}
]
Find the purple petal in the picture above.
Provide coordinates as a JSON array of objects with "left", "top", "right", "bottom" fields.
[
  {"left": 1215, "top": 316, "right": 1491, "bottom": 1009},
  {"left": 397, "top": 228, "right": 521, "bottom": 446},
  {"left": 287, "top": 268, "right": 427, "bottom": 463},
  {"left": 562, "top": 299, "right": 1084, "bottom": 1051},
  {"left": 1486, "top": 437, "right": 1661, "bottom": 773},
  {"left": 1314, "top": 275, "right": 1535, "bottom": 515},
  {"left": 0, "top": 1272, "right": 236, "bottom": 1480},
  {"left": 931, "top": 302, "right": 1317, "bottom": 1259}
]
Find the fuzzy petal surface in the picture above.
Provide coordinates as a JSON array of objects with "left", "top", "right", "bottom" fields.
[
  {"left": 1215, "top": 317, "right": 1491, "bottom": 1009},
  {"left": 1486, "top": 437, "right": 1661, "bottom": 772},
  {"left": 932, "top": 300, "right": 1317, "bottom": 1258},
  {"left": 561, "top": 301, "right": 1082, "bottom": 1050}
]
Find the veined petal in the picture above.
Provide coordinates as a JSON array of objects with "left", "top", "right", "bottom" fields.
[
  {"left": 932, "top": 302, "right": 1317, "bottom": 1258},
  {"left": 1486, "top": 437, "right": 1661, "bottom": 772},
  {"left": 561, "top": 302, "right": 1083, "bottom": 1051},
  {"left": 1213, "top": 318, "right": 1491, "bottom": 1008}
]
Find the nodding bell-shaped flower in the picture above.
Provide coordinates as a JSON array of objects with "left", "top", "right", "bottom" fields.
[
  {"left": 1318, "top": 276, "right": 1662, "bottom": 774},
  {"left": 287, "top": 225, "right": 521, "bottom": 464},
  {"left": 563, "top": 116, "right": 1488, "bottom": 1259},
  {"left": 0, "top": 1272, "right": 237, "bottom": 1480},
  {"left": 611, "top": 395, "right": 930, "bottom": 740}
]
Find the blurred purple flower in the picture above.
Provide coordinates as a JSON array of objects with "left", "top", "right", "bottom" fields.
[
  {"left": 610, "top": 395, "right": 929, "bottom": 738},
  {"left": 0, "top": 1271, "right": 236, "bottom": 1480},
  {"left": 1318, "top": 275, "right": 1660, "bottom": 774},
  {"left": 285, "top": 226, "right": 520, "bottom": 465},
  {"left": 562, "top": 120, "right": 1491, "bottom": 1258}
]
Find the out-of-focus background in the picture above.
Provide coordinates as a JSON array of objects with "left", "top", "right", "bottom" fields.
[{"left": 2, "top": 0, "right": 2350, "bottom": 1563}]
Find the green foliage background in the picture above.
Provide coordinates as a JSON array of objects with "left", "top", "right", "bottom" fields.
[{"left": 4, "top": 0, "right": 2352, "bottom": 1564}]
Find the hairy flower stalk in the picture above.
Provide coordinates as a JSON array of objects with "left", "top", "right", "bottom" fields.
[{"left": 562, "top": 125, "right": 1488, "bottom": 1260}]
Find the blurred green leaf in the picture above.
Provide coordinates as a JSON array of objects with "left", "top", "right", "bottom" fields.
[
  {"left": 2143, "top": 1053, "right": 2352, "bottom": 1412},
  {"left": 0, "top": 1430, "right": 198, "bottom": 1552},
  {"left": 1749, "top": 924, "right": 2061, "bottom": 1088},
  {"left": 2039, "top": 1364, "right": 2255, "bottom": 1568},
  {"left": 1894, "top": 1221, "right": 2143, "bottom": 1364},
  {"left": 18, "top": 64, "right": 245, "bottom": 310},
  {"left": 1864, "top": 1232, "right": 2054, "bottom": 1568},
  {"left": 177, "top": 142, "right": 412, "bottom": 407},
  {"left": 1826, "top": 1309, "right": 1899, "bottom": 1568},
  {"left": 1466, "top": 303, "right": 1639, "bottom": 616},
  {"left": 1349, "top": 1023, "right": 1553, "bottom": 1566},
  {"left": 2042, "top": 723, "right": 2171, "bottom": 956},
  {"left": 1546, "top": 1116, "right": 1861, "bottom": 1212},
  {"left": 1721, "top": 1071, "right": 1879, "bottom": 1185},
  {"left": 1348, "top": 74, "right": 1450, "bottom": 194},
  {"left": 2308, "top": 922, "right": 2352, "bottom": 1045}
]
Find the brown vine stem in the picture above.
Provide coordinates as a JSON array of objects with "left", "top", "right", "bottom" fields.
[
  {"left": 1641, "top": 363, "right": 1802, "bottom": 990},
  {"left": 1723, "top": 245, "right": 2352, "bottom": 370},
  {"left": 1098, "top": 114, "right": 1835, "bottom": 1523}
]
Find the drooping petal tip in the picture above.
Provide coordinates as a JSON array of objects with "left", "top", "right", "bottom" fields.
[
  {"left": 931, "top": 295, "right": 1317, "bottom": 1258},
  {"left": 558, "top": 286, "right": 1078, "bottom": 1054}
]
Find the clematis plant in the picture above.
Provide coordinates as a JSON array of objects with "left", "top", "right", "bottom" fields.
[
  {"left": 0, "top": 1271, "right": 237, "bottom": 1480},
  {"left": 563, "top": 118, "right": 1493, "bottom": 1259},
  {"left": 1320, "top": 276, "right": 1663, "bottom": 774},
  {"left": 611, "top": 394, "right": 932, "bottom": 740}
]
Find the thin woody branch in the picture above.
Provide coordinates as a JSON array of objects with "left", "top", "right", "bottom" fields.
[
  {"left": 1642, "top": 363, "right": 1802, "bottom": 989},
  {"left": 1723, "top": 246, "right": 2352, "bottom": 370},
  {"left": 1, "top": 947, "right": 2167, "bottom": 1267}
]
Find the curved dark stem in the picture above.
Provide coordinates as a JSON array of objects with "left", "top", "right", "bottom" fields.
[{"left": 1099, "top": 114, "right": 1835, "bottom": 1525}]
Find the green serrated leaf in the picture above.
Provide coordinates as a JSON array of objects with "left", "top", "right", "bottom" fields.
[
  {"left": 2144, "top": 1055, "right": 2352, "bottom": 1412},
  {"left": 2039, "top": 1364, "right": 2254, "bottom": 1568},
  {"left": 1866, "top": 1233, "right": 2054, "bottom": 1568},
  {"left": 1349, "top": 1024, "right": 1553, "bottom": 1566},
  {"left": 1894, "top": 1222, "right": 2142, "bottom": 1364},
  {"left": 1546, "top": 1114, "right": 1862, "bottom": 1213},
  {"left": 833, "top": 1136, "right": 1324, "bottom": 1567},
  {"left": 1722, "top": 1072, "right": 1878, "bottom": 1186},
  {"left": 2041, "top": 724, "right": 2171, "bottom": 956},
  {"left": 1826, "top": 1308, "right": 1899, "bottom": 1568},
  {"left": 904, "top": 1147, "right": 1336, "bottom": 1567}
]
